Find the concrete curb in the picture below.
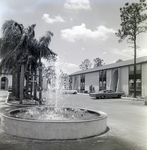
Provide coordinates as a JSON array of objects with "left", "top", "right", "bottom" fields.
[
  {"left": 77, "top": 93, "right": 89, "bottom": 96},
  {"left": 5, "top": 92, "right": 41, "bottom": 107},
  {"left": 122, "top": 96, "right": 144, "bottom": 101}
]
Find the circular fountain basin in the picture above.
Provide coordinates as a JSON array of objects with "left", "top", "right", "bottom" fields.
[{"left": 1, "top": 107, "right": 107, "bottom": 140}]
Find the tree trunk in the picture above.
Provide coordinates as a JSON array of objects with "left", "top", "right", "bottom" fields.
[
  {"left": 33, "top": 69, "right": 37, "bottom": 100},
  {"left": 25, "top": 70, "right": 29, "bottom": 98},
  {"left": 134, "top": 36, "right": 137, "bottom": 98},
  {"left": 12, "top": 70, "right": 16, "bottom": 95},
  {"left": 19, "top": 64, "right": 25, "bottom": 104},
  {"left": 30, "top": 69, "right": 33, "bottom": 96},
  {"left": 15, "top": 65, "right": 20, "bottom": 100},
  {"left": 39, "top": 62, "right": 42, "bottom": 104}
]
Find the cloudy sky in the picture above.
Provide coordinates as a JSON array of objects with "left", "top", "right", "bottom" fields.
[{"left": 0, "top": 0, "right": 147, "bottom": 74}]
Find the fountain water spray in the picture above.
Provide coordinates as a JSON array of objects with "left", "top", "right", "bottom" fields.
[{"left": 43, "top": 56, "right": 66, "bottom": 108}]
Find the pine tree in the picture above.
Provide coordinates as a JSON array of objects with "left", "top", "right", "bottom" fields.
[{"left": 116, "top": 0, "right": 147, "bottom": 97}]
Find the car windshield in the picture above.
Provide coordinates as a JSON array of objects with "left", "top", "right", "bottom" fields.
[
  {"left": 98, "top": 90, "right": 115, "bottom": 93},
  {"left": 98, "top": 90, "right": 106, "bottom": 93},
  {"left": 98, "top": 90, "right": 114, "bottom": 93}
]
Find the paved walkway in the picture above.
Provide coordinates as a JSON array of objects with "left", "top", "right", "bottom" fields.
[
  {"left": 0, "top": 90, "right": 9, "bottom": 110},
  {"left": 0, "top": 90, "right": 147, "bottom": 150}
]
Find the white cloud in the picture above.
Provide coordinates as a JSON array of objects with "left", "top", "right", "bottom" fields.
[
  {"left": 102, "top": 51, "right": 107, "bottom": 55},
  {"left": 54, "top": 61, "right": 79, "bottom": 74},
  {"left": 111, "top": 48, "right": 147, "bottom": 59},
  {"left": 111, "top": 48, "right": 133, "bottom": 58},
  {"left": 137, "top": 48, "right": 147, "bottom": 57},
  {"left": 61, "top": 23, "right": 116, "bottom": 42},
  {"left": 64, "top": 62, "right": 78, "bottom": 68},
  {"left": 42, "top": 13, "right": 65, "bottom": 24},
  {"left": 70, "top": 18, "right": 73, "bottom": 21},
  {"left": 41, "top": 57, "right": 79, "bottom": 74},
  {"left": 64, "top": 0, "right": 91, "bottom": 10},
  {"left": 63, "top": 62, "right": 79, "bottom": 74},
  {"left": 81, "top": 47, "right": 85, "bottom": 51}
]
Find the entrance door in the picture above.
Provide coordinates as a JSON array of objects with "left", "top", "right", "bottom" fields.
[{"left": 1, "top": 77, "right": 8, "bottom": 89}]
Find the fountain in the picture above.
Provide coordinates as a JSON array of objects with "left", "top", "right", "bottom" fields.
[{"left": 1, "top": 57, "right": 107, "bottom": 140}]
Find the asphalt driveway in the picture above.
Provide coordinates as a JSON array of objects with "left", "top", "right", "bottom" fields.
[{"left": 0, "top": 90, "right": 147, "bottom": 150}]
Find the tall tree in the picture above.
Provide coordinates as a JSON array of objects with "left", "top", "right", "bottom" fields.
[
  {"left": 79, "top": 59, "right": 92, "bottom": 70},
  {"left": 0, "top": 20, "right": 28, "bottom": 103},
  {"left": 19, "top": 24, "right": 36, "bottom": 103},
  {"left": 93, "top": 57, "right": 104, "bottom": 68},
  {"left": 115, "top": 0, "right": 147, "bottom": 98}
]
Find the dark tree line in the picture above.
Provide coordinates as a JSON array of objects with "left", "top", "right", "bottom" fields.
[
  {"left": 79, "top": 57, "right": 104, "bottom": 70},
  {"left": 79, "top": 57, "right": 123, "bottom": 70}
]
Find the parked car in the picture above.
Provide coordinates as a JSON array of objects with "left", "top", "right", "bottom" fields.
[
  {"left": 61, "top": 90, "right": 77, "bottom": 94},
  {"left": 89, "top": 90, "right": 124, "bottom": 99}
]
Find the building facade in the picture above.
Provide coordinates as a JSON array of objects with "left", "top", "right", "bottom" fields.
[
  {"left": 0, "top": 73, "right": 12, "bottom": 90},
  {"left": 69, "top": 56, "right": 147, "bottom": 98}
]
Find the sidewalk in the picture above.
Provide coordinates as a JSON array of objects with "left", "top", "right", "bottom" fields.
[
  {"left": 122, "top": 96, "right": 144, "bottom": 101},
  {"left": 0, "top": 90, "right": 9, "bottom": 109},
  {"left": 0, "top": 90, "right": 8, "bottom": 97}
]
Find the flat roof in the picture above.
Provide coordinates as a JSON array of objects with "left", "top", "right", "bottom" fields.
[{"left": 70, "top": 56, "right": 147, "bottom": 76}]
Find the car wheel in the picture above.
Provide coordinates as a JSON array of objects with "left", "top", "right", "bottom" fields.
[
  {"left": 73, "top": 92, "right": 77, "bottom": 94},
  {"left": 96, "top": 96, "right": 99, "bottom": 99},
  {"left": 102, "top": 96, "right": 105, "bottom": 99},
  {"left": 117, "top": 95, "right": 121, "bottom": 98}
]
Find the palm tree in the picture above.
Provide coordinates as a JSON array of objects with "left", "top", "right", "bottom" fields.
[
  {"left": 37, "top": 31, "right": 57, "bottom": 104},
  {"left": 0, "top": 20, "right": 56, "bottom": 104},
  {"left": 26, "top": 38, "right": 39, "bottom": 100},
  {"left": 15, "top": 24, "right": 36, "bottom": 104},
  {"left": 0, "top": 20, "right": 23, "bottom": 99},
  {"left": 26, "top": 35, "right": 57, "bottom": 104},
  {"left": 0, "top": 20, "right": 36, "bottom": 103}
]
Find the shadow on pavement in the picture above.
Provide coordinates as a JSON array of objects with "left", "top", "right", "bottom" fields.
[{"left": 0, "top": 127, "right": 144, "bottom": 150}]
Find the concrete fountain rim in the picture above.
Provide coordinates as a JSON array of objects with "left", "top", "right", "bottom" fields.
[{"left": 2, "top": 106, "right": 107, "bottom": 123}]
